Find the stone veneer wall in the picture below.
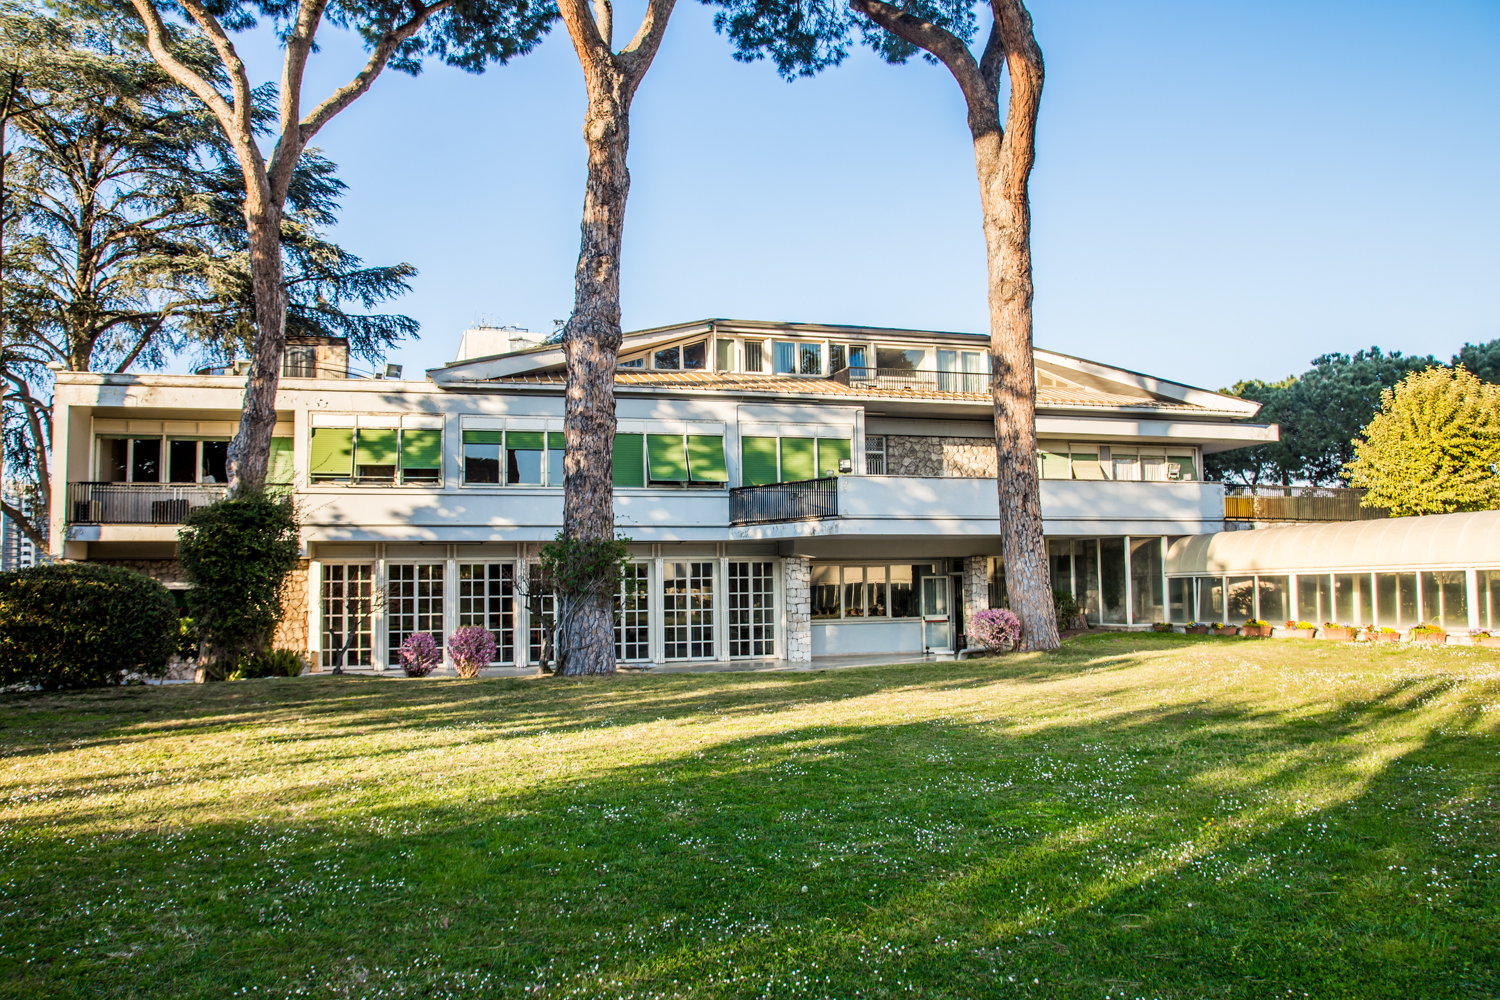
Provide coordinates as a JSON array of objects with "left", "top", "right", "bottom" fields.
[
  {"left": 962, "top": 555, "right": 990, "bottom": 640},
  {"left": 885, "top": 436, "right": 997, "bottom": 478},
  {"left": 93, "top": 559, "right": 188, "bottom": 586},
  {"left": 784, "top": 555, "right": 811, "bottom": 662}
]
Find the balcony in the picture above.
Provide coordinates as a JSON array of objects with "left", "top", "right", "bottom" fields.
[
  {"left": 729, "top": 478, "right": 838, "bottom": 525},
  {"left": 827, "top": 366, "right": 990, "bottom": 395},
  {"left": 67, "top": 482, "right": 228, "bottom": 525},
  {"left": 1223, "top": 486, "right": 1389, "bottom": 523}
]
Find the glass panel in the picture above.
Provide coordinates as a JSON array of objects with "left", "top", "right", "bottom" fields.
[
  {"left": 619, "top": 356, "right": 644, "bottom": 368},
  {"left": 1168, "top": 578, "right": 1188, "bottom": 623},
  {"left": 132, "top": 438, "right": 160, "bottom": 482},
  {"left": 1297, "top": 574, "right": 1332, "bottom": 623},
  {"left": 937, "top": 349, "right": 958, "bottom": 391},
  {"left": 1133, "top": 538, "right": 1166, "bottom": 623},
  {"left": 864, "top": 436, "right": 886, "bottom": 475},
  {"left": 715, "top": 339, "right": 734, "bottom": 371},
  {"left": 1257, "top": 576, "right": 1290, "bottom": 624},
  {"left": 1078, "top": 540, "right": 1098, "bottom": 622},
  {"left": 526, "top": 566, "right": 557, "bottom": 664},
  {"left": 458, "top": 562, "right": 515, "bottom": 664},
  {"left": 829, "top": 344, "right": 846, "bottom": 373},
  {"left": 101, "top": 437, "right": 129, "bottom": 481},
  {"left": 921, "top": 575, "right": 949, "bottom": 615},
  {"left": 799, "top": 343, "right": 821, "bottom": 374},
  {"left": 168, "top": 440, "right": 198, "bottom": 483},
  {"left": 1099, "top": 539, "right": 1127, "bottom": 623},
  {"left": 662, "top": 561, "right": 714, "bottom": 659},
  {"left": 811, "top": 564, "right": 840, "bottom": 619},
  {"left": 1112, "top": 454, "right": 1140, "bottom": 481},
  {"left": 615, "top": 563, "right": 651, "bottom": 661},
  {"left": 866, "top": 566, "right": 887, "bottom": 617},
  {"left": 388, "top": 563, "right": 445, "bottom": 663},
  {"left": 1421, "top": 571, "right": 1467, "bottom": 629},
  {"left": 1333, "top": 574, "right": 1363, "bottom": 624},
  {"left": 506, "top": 446, "right": 542, "bottom": 485},
  {"left": 962, "top": 352, "right": 985, "bottom": 393},
  {"left": 773, "top": 341, "right": 797, "bottom": 374},
  {"left": 728, "top": 561, "right": 775, "bottom": 657},
  {"left": 890, "top": 565, "right": 917, "bottom": 618},
  {"left": 682, "top": 341, "right": 706, "bottom": 370},
  {"left": 876, "top": 347, "right": 924, "bottom": 371},
  {"left": 987, "top": 556, "right": 1009, "bottom": 609},
  {"left": 841, "top": 567, "right": 865, "bottom": 617},
  {"left": 284, "top": 345, "right": 316, "bottom": 377},
  {"left": 321, "top": 563, "right": 373, "bottom": 669},
  {"left": 548, "top": 444, "right": 565, "bottom": 487},
  {"left": 464, "top": 443, "right": 500, "bottom": 483},
  {"left": 744, "top": 341, "right": 764, "bottom": 373},
  {"left": 1375, "top": 572, "right": 1419, "bottom": 629},
  {"left": 654, "top": 346, "right": 680, "bottom": 369},
  {"left": 1141, "top": 456, "right": 1168, "bottom": 482},
  {"left": 1048, "top": 539, "right": 1073, "bottom": 597},
  {"left": 1480, "top": 570, "right": 1500, "bottom": 630},
  {"left": 848, "top": 345, "right": 867, "bottom": 370},
  {"left": 1225, "top": 575, "right": 1254, "bottom": 622},
  {"left": 1197, "top": 576, "right": 1224, "bottom": 622}
]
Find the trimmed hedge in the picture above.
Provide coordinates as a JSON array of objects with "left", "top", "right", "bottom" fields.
[{"left": 0, "top": 563, "right": 178, "bottom": 689}]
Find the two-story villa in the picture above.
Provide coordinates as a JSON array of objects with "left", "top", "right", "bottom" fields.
[{"left": 49, "top": 319, "right": 1276, "bottom": 669}]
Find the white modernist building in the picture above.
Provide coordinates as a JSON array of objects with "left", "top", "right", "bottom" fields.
[{"left": 49, "top": 319, "right": 1279, "bottom": 669}]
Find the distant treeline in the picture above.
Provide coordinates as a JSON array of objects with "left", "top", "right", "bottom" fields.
[{"left": 1205, "top": 339, "right": 1500, "bottom": 486}]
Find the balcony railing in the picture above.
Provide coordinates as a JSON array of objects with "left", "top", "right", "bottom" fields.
[
  {"left": 67, "top": 482, "right": 229, "bottom": 525},
  {"left": 730, "top": 477, "right": 838, "bottom": 525},
  {"left": 828, "top": 366, "right": 991, "bottom": 394},
  {"left": 1223, "top": 486, "right": 1389, "bottom": 523}
]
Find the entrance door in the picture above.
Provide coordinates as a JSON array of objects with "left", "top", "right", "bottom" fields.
[
  {"left": 921, "top": 575, "right": 952, "bottom": 651},
  {"left": 950, "top": 573, "right": 966, "bottom": 650}
]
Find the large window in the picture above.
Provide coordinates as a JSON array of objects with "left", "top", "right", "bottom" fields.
[
  {"left": 772, "top": 341, "right": 821, "bottom": 375},
  {"left": 458, "top": 563, "right": 514, "bottom": 664},
  {"left": 322, "top": 564, "right": 374, "bottom": 669},
  {"left": 739, "top": 435, "right": 852, "bottom": 485},
  {"left": 462, "top": 429, "right": 569, "bottom": 486},
  {"left": 663, "top": 562, "right": 715, "bottom": 659},
  {"left": 876, "top": 347, "right": 924, "bottom": 371},
  {"left": 99, "top": 435, "right": 258, "bottom": 484},
  {"left": 312, "top": 426, "right": 440, "bottom": 484},
  {"left": 1421, "top": 571, "right": 1467, "bottom": 629},
  {"left": 728, "top": 561, "right": 775, "bottom": 657},
  {"left": 615, "top": 563, "right": 651, "bottom": 661},
  {"left": 864, "top": 435, "right": 886, "bottom": 475},
  {"left": 388, "top": 563, "right": 445, "bottom": 662},
  {"left": 611, "top": 433, "right": 726, "bottom": 488},
  {"left": 807, "top": 564, "right": 929, "bottom": 619}
]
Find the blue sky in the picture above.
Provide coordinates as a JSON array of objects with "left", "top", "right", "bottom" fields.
[{"left": 224, "top": 0, "right": 1498, "bottom": 390}]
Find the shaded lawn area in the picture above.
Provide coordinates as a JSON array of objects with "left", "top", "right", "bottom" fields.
[{"left": 1, "top": 634, "right": 1497, "bottom": 999}]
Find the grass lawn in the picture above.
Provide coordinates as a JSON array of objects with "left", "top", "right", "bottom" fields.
[{"left": 1, "top": 634, "right": 1497, "bottom": 999}]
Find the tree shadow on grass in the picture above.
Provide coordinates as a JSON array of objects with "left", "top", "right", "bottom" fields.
[{"left": 2, "top": 665, "right": 1496, "bottom": 1000}]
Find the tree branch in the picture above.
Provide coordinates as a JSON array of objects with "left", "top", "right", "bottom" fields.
[
  {"left": 849, "top": 0, "right": 998, "bottom": 130},
  {"left": 615, "top": 0, "right": 677, "bottom": 94},
  {"left": 0, "top": 497, "right": 49, "bottom": 553},
  {"left": 555, "top": 0, "right": 614, "bottom": 75}
]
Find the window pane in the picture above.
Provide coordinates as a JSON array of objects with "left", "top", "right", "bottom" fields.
[
  {"left": 1099, "top": 539, "right": 1126, "bottom": 623},
  {"left": 683, "top": 341, "right": 706, "bottom": 369},
  {"left": 132, "top": 438, "right": 160, "bottom": 482},
  {"left": 1141, "top": 456, "right": 1168, "bottom": 482},
  {"left": 988, "top": 556, "right": 1009, "bottom": 610},
  {"left": 1168, "top": 578, "right": 1188, "bottom": 623},
  {"left": 507, "top": 448, "right": 542, "bottom": 485},
  {"left": 876, "top": 347, "right": 924, "bottom": 371},
  {"left": 848, "top": 345, "right": 867, "bottom": 371},
  {"left": 937, "top": 349, "right": 958, "bottom": 391},
  {"left": 1226, "top": 574, "right": 1254, "bottom": 621},
  {"left": 1333, "top": 573, "right": 1365, "bottom": 624},
  {"left": 465, "top": 443, "right": 500, "bottom": 483},
  {"left": 1049, "top": 539, "right": 1073, "bottom": 596},
  {"left": 1256, "top": 576, "right": 1290, "bottom": 623},
  {"left": 1376, "top": 572, "right": 1419, "bottom": 628},
  {"left": 830, "top": 344, "right": 846, "bottom": 373},
  {"left": 728, "top": 561, "right": 776, "bottom": 657},
  {"left": 744, "top": 341, "right": 764, "bottom": 372},
  {"left": 715, "top": 339, "right": 734, "bottom": 371},
  {"left": 799, "top": 343, "right": 821, "bottom": 374},
  {"left": 864, "top": 436, "right": 886, "bottom": 475},
  {"left": 1112, "top": 454, "right": 1140, "bottom": 481},
  {"left": 1421, "top": 571, "right": 1467, "bottom": 629},
  {"left": 889, "top": 565, "right": 917, "bottom": 618},
  {"left": 842, "top": 567, "right": 864, "bottom": 617},
  {"left": 1297, "top": 574, "right": 1331, "bottom": 623},
  {"left": 773, "top": 341, "right": 796, "bottom": 374},
  {"left": 662, "top": 561, "right": 715, "bottom": 659},
  {"left": 1077, "top": 541, "right": 1097, "bottom": 621},
  {"left": 168, "top": 440, "right": 198, "bottom": 483},
  {"left": 866, "top": 566, "right": 887, "bottom": 617},
  {"left": 811, "top": 564, "right": 840, "bottom": 619},
  {"left": 1133, "top": 539, "right": 1166, "bottom": 623},
  {"left": 101, "top": 437, "right": 129, "bottom": 481},
  {"left": 654, "top": 346, "right": 680, "bottom": 369},
  {"left": 1197, "top": 576, "right": 1224, "bottom": 622},
  {"left": 1480, "top": 570, "right": 1500, "bottom": 630}
]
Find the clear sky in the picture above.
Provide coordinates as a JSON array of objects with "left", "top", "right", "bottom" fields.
[{"left": 220, "top": 0, "right": 1499, "bottom": 391}]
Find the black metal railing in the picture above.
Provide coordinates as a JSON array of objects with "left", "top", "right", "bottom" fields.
[
  {"left": 1223, "top": 486, "right": 1389, "bottom": 523},
  {"left": 67, "top": 482, "right": 229, "bottom": 525},
  {"left": 729, "top": 477, "right": 839, "bottom": 525},
  {"left": 828, "top": 366, "right": 991, "bottom": 394}
]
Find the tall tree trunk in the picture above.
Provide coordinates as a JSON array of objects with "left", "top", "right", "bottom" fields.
[{"left": 227, "top": 205, "right": 287, "bottom": 493}]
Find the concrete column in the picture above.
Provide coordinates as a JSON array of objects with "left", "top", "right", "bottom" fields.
[
  {"left": 307, "top": 559, "right": 323, "bottom": 670},
  {"left": 784, "top": 555, "right": 812, "bottom": 663},
  {"left": 962, "top": 556, "right": 989, "bottom": 633}
]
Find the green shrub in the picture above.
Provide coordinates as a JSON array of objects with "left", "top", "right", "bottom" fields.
[
  {"left": 0, "top": 563, "right": 178, "bottom": 689},
  {"left": 230, "top": 649, "right": 306, "bottom": 680},
  {"left": 178, "top": 491, "right": 300, "bottom": 675},
  {"left": 1054, "top": 589, "right": 1081, "bottom": 626}
]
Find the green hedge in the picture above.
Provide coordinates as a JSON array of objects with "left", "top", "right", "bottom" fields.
[{"left": 0, "top": 563, "right": 178, "bottom": 689}]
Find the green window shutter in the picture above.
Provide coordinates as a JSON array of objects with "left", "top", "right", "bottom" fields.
[
  {"left": 687, "top": 435, "right": 727, "bottom": 482},
  {"left": 309, "top": 427, "right": 353, "bottom": 477},
  {"left": 356, "top": 427, "right": 399, "bottom": 467},
  {"left": 548, "top": 432, "right": 566, "bottom": 451},
  {"left": 741, "top": 437, "right": 778, "bottom": 486},
  {"left": 1039, "top": 449, "right": 1070, "bottom": 479},
  {"left": 780, "top": 437, "right": 816, "bottom": 482},
  {"left": 401, "top": 429, "right": 442, "bottom": 470},
  {"left": 647, "top": 434, "right": 689, "bottom": 482},
  {"left": 1167, "top": 454, "right": 1197, "bottom": 481},
  {"left": 267, "top": 437, "right": 294, "bottom": 484},
  {"left": 507, "top": 431, "right": 544, "bottom": 450},
  {"left": 817, "top": 438, "right": 851, "bottom": 477},
  {"left": 612, "top": 433, "right": 645, "bottom": 487},
  {"left": 462, "top": 429, "right": 504, "bottom": 445}
]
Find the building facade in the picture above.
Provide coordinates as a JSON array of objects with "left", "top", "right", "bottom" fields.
[{"left": 49, "top": 319, "right": 1277, "bottom": 669}]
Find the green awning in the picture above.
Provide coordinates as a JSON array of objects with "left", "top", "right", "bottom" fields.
[
  {"left": 507, "top": 431, "right": 544, "bottom": 451},
  {"left": 780, "top": 437, "right": 816, "bottom": 482},
  {"left": 613, "top": 433, "right": 645, "bottom": 487},
  {"left": 267, "top": 437, "right": 294, "bottom": 484},
  {"left": 356, "top": 427, "right": 399, "bottom": 468},
  {"left": 647, "top": 434, "right": 689, "bottom": 482},
  {"left": 741, "top": 437, "right": 778, "bottom": 486},
  {"left": 309, "top": 427, "right": 353, "bottom": 477},
  {"left": 401, "top": 429, "right": 442, "bottom": 470},
  {"left": 548, "top": 431, "right": 566, "bottom": 451},
  {"left": 817, "top": 438, "right": 851, "bottom": 477},
  {"left": 463, "top": 429, "right": 504, "bottom": 445},
  {"left": 687, "top": 435, "right": 727, "bottom": 482}
]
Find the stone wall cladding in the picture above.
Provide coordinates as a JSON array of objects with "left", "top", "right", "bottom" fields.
[
  {"left": 885, "top": 436, "right": 997, "bottom": 478},
  {"left": 962, "top": 556, "right": 990, "bottom": 638},
  {"left": 93, "top": 559, "right": 187, "bottom": 586},
  {"left": 784, "top": 555, "right": 811, "bottom": 663},
  {"left": 274, "top": 560, "right": 311, "bottom": 652}
]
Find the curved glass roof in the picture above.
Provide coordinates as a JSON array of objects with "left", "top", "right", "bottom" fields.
[{"left": 1166, "top": 509, "right": 1500, "bottom": 576}]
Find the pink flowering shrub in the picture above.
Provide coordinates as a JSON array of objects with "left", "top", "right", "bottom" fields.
[
  {"left": 399, "top": 632, "right": 440, "bottom": 677},
  {"left": 448, "top": 625, "right": 496, "bottom": 678},
  {"left": 967, "top": 608, "right": 1020, "bottom": 652}
]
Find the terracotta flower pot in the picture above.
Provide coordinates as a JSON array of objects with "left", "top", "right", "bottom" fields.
[
  {"left": 1321, "top": 628, "right": 1356, "bottom": 642},
  {"left": 1475, "top": 636, "right": 1500, "bottom": 649},
  {"left": 1279, "top": 628, "right": 1315, "bottom": 639},
  {"left": 1409, "top": 631, "right": 1447, "bottom": 645},
  {"left": 1367, "top": 632, "right": 1400, "bottom": 643},
  {"left": 1212, "top": 626, "right": 1241, "bottom": 637},
  {"left": 1242, "top": 626, "right": 1272, "bottom": 638},
  {"left": 1185, "top": 627, "right": 1209, "bottom": 635}
]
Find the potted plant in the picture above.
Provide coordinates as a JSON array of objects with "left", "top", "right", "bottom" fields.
[
  {"left": 1211, "top": 622, "right": 1240, "bottom": 636},
  {"left": 1184, "top": 622, "right": 1210, "bottom": 635},
  {"left": 1321, "top": 622, "right": 1358, "bottom": 642},
  {"left": 1152, "top": 622, "right": 1174, "bottom": 633},
  {"left": 1241, "top": 619, "right": 1271, "bottom": 638},
  {"left": 1362, "top": 624, "right": 1400, "bottom": 643},
  {"left": 1280, "top": 620, "right": 1316, "bottom": 639},
  {"left": 1409, "top": 623, "right": 1447, "bottom": 645},
  {"left": 1470, "top": 629, "right": 1500, "bottom": 649}
]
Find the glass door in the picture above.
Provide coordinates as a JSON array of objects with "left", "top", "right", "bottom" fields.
[{"left": 921, "top": 575, "right": 952, "bottom": 650}]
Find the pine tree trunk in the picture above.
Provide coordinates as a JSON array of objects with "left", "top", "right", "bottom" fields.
[
  {"left": 556, "top": 76, "right": 629, "bottom": 676},
  {"left": 228, "top": 204, "right": 287, "bottom": 494}
]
